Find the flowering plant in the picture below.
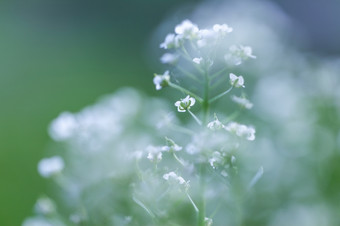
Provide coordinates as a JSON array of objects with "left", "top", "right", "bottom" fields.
[{"left": 24, "top": 19, "right": 261, "bottom": 226}]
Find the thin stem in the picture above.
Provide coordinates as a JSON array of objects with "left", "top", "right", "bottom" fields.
[
  {"left": 209, "top": 86, "right": 233, "bottom": 104},
  {"left": 188, "top": 110, "right": 202, "bottom": 126},
  {"left": 197, "top": 165, "right": 206, "bottom": 226},
  {"left": 132, "top": 196, "right": 156, "bottom": 219},
  {"left": 186, "top": 192, "right": 199, "bottom": 213},
  {"left": 169, "top": 82, "right": 203, "bottom": 103},
  {"left": 180, "top": 45, "right": 204, "bottom": 74},
  {"left": 209, "top": 199, "right": 223, "bottom": 218},
  {"left": 176, "top": 66, "right": 203, "bottom": 83},
  {"left": 202, "top": 69, "right": 210, "bottom": 125},
  {"left": 210, "top": 67, "right": 228, "bottom": 80},
  {"left": 173, "top": 152, "right": 186, "bottom": 167}
]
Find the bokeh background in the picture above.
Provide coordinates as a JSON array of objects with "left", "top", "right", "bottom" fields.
[{"left": 1, "top": 0, "right": 340, "bottom": 225}]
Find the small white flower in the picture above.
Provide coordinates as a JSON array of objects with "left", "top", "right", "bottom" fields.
[
  {"left": 225, "top": 122, "right": 256, "bottom": 141},
  {"left": 165, "top": 137, "right": 183, "bottom": 152},
  {"left": 160, "top": 33, "right": 180, "bottom": 49},
  {"left": 174, "top": 20, "right": 199, "bottom": 39},
  {"left": 212, "top": 24, "right": 233, "bottom": 35},
  {"left": 225, "top": 45, "right": 256, "bottom": 65},
  {"left": 22, "top": 217, "right": 55, "bottom": 226},
  {"left": 205, "top": 217, "right": 213, "bottom": 226},
  {"left": 153, "top": 71, "right": 170, "bottom": 90},
  {"left": 229, "top": 73, "right": 245, "bottom": 88},
  {"left": 192, "top": 57, "right": 203, "bottom": 64},
  {"left": 209, "top": 151, "right": 223, "bottom": 169},
  {"left": 38, "top": 156, "right": 64, "bottom": 178},
  {"left": 207, "top": 115, "right": 224, "bottom": 131},
  {"left": 231, "top": 95, "right": 253, "bottom": 109},
  {"left": 196, "top": 29, "right": 215, "bottom": 48},
  {"left": 163, "top": 171, "right": 189, "bottom": 189},
  {"left": 34, "top": 196, "right": 56, "bottom": 215},
  {"left": 231, "top": 155, "right": 236, "bottom": 164},
  {"left": 175, "top": 95, "right": 196, "bottom": 112},
  {"left": 160, "top": 53, "right": 178, "bottom": 64},
  {"left": 221, "top": 170, "right": 228, "bottom": 177},
  {"left": 146, "top": 146, "right": 163, "bottom": 163},
  {"left": 49, "top": 112, "right": 77, "bottom": 141}
]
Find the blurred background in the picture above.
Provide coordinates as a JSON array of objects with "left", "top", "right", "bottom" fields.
[{"left": 1, "top": 0, "right": 340, "bottom": 225}]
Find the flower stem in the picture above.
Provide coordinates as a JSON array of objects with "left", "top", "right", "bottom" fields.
[
  {"left": 169, "top": 82, "right": 203, "bottom": 103},
  {"left": 186, "top": 192, "right": 199, "bottom": 213},
  {"left": 188, "top": 110, "right": 202, "bottom": 126},
  {"left": 202, "top": 69, "right": 210, "bottom": 125},
  {"left": 209, "top": 86, "right": 233, "bottom": 103},
  {"left": 173, "top": 153, "right": 186, "bottom": 167},
  {"left": 176, "top": 65, "right": 203, "bottom": 83},
  {"left": 132, "top": 196, "right": 156, "bottom": 219},
  {"left": 210, "top": 67, "right": 227, "bottom": 80},
  {"left": 197, "top": 165, "right": 206, "bottom": 226}
]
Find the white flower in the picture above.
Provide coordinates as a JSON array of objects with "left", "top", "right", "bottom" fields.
[
  {"left": 205, "top": 217, "right": 213, "bottom": 226},
  {"left": 225, "top": 45, "right": 256, "bottom": 65},
  {"left": 175, "top": 95, "right": 196, "bottom": 112},
  {"left": 212, "top": 24, "right": 233, "bottom": 35},
  {"left": 174, "top": 20, "right": 199, "bottom": 39},
  {"left": 160, "top": 53, "right": 178, "bottom": 64},
  {"left": 197, "top": 29, "right": 215, "bottom": 48},
  {"left": 38, "top": 156, "right": 64, "bottom": 178},
  {"left": 164, "top": 137, "right": 183, "bottom": 152},
  {"left": 34, "top": 196, "right": 56, "bottom": 215},
  {"left": 163, "top": 171, "right": 189, "bottom": 189},
  {"left": 153, "top": 71, "right": 170, "bottom": 90},
  {"left": 160, "top": 33, "right": 180, "bottom": 49},
  {"left": 231, "top": 155, "right": 236, "bottom": 164},
  {"left": 146, "top": 146, "right": 164, "bottom": 163},
  {"left": 231, "top": 95, "right": 253, "bottom": 109},
  {"left": 225, "top": 122, "right": 256, "bottom": 141},
  {"left": 22, "top": 217, "right": 57, "bottom": 226},
  {"left": 49, "top": 112, "right": 77, "bottom": 141},
  {"left": 209, "top": 151, "right": 223, "bottom": 169},
  {"left": 229, "top": 73, "right": 245, "bottom": 88},
  {"left": 192, "top": 57, "right": 203, "bottom": 64},
  {"left": 207, "top": 115, "right": 224, "bottom": 131}
]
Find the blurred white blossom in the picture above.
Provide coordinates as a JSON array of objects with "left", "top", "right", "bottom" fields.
[
  {"left": 38, "top": 156, "right": 64, "bottom": 178},
  {"left": 174, "top": 20, "right": 199, "bottom": 39},
  {"left": 225, "top": 122, "right": 255, "bottom": 141},
  {"left": 160, "top": 53, "right": 179, "bottom": 64},
  {"left": 225, "top": 45, "right": 256, "bottom": 65},
  {"left": 231, "top": 95, "right": 253, "bottom": 109},
  {"left": 153, "top": 71, "right": 170, "bottom": 90}
]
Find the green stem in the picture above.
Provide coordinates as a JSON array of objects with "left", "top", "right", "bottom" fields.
[
  {"left": 198, "top": 165, "right": 206, "bottom": 226},
  {"left": 173, "top": 153, "right": 186, "bottom": 167},
  {"left": 188, "top": 110, "right": 202, "bottom": 126},
  {"left": 132, "top": 196, "right": 156, "bottom": 219},
  {"left": 186, "top": 192, "right": 199, "bottom": 213},
  {"left": 210, "top": 67, "right": 228, "bottom": 80},
  {"left": 209, "top": 86, "right": 233, "bottom": 104},
  {"left": 176, "top": 65, "right": 203, "bottom": 83},
  {"left": 202, "top": 70, "right": 210, "bottom": 125},
  {"left": 169, "top": 82, "right": 203, "bottom": 103}
]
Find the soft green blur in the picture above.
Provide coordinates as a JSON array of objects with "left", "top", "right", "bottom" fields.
[{"left": 0, "top": 1, "right": 200, "bottom": 225}]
